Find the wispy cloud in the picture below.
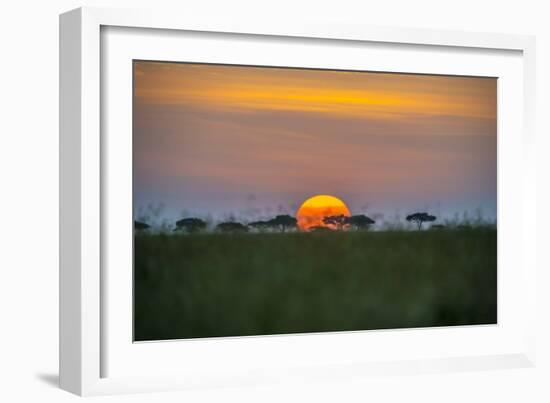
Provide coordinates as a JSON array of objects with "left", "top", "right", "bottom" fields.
[{"left": 134, "top": 62, "right": 496, "bottom": 120}]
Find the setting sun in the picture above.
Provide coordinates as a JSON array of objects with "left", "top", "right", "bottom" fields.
[{"left": 296, "top": 195, "right": 351, "bottom": 230}]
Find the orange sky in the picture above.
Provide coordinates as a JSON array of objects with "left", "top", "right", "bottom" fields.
[
  {"left": 135, "top": 62, "right": 496, "bottom": 120},
  {"left": 133, "top": 61, "right": 497, "bottom": 222}
]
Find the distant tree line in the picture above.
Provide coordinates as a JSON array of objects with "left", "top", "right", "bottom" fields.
[{"left": 134, "top": 211, "right": 445, "bottom": 233}]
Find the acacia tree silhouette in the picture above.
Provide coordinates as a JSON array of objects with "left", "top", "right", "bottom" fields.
[
  {"left": 406, "top": 212, "right": 436, "bottom": 230},
  {"left": 268, "top": 215, "right": 297, "bottom": 232},
  {"left": 322, "top": 214, "right": 376, "bottom": 231},
  {"left": 174, "top": 217, "right": 207, "bottom": 233},
  {"left": 323, "top": 215, "right": 348, "bottom": 230},
  {"left": 347, "top": 215, "right": 376, "bottom": 230}
]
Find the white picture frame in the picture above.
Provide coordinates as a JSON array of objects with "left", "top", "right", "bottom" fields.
[{"left": 59, "top": 6, "right": 537, "bottom": 396}]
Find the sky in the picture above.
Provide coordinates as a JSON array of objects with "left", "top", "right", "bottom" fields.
[{"left": 133, "top": 61, "right": 497, "bottom": 225}]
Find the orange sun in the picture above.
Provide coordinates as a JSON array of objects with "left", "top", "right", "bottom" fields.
[{"left": 296, "top": 195, "right": 351, "bottom": 231}]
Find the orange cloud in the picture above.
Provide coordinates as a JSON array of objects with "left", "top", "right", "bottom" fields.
[{"left": 134, "top": 62, "right": 497, "bottom": 120}]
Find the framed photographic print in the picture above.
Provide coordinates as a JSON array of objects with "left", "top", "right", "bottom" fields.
[{"left": 60, "top": 7, "right": 537, "bottom": 396}]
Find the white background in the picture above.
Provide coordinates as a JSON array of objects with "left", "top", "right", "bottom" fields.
[
  {"left": 1, "top": 0, "right": 548, "bottom": 402},
  {"left": 103, "top": 26, "right": 526, "bottom": 380}
]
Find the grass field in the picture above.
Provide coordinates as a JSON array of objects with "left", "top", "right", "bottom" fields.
[{"left": 134, "top": 228, "right": 496, "bottom": 341}]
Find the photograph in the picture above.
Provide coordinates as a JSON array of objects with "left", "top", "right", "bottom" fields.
[{"left": 133, "top": 61, "right": 497, "bottom": 341}]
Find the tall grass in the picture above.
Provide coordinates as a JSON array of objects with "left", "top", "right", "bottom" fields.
[{"left": 134, "top": 228, "right": 496, "bottom": 341}]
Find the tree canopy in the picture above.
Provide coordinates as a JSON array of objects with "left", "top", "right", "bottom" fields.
[
  {"left": 175, "top": 217, "right": 207, "bottom": 233},
  {"left": 322, "top": 214, "right": 376, "bottom": 230},
  {"left": 268, "top": 215, "right": 297, "bottom": 232},
  {"left": 248, "top": 215, "right": 297, "bottom": 232},
  {"left": 347, "top": 214, "right": 376, "bottom": 230},
  {"left": 322, "top": 214, "right": 349, "bottom": 230},
  {"left": 406, "top": 212, "right": 437, "bottom": 230},
  {"left": 216, "top": 221, "right": 249, "bottom": 233}
]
